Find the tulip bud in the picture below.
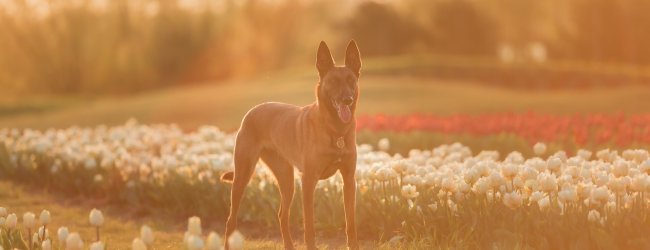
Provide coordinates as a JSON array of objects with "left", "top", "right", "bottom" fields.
[
  {"left": 42, "top": 239, "right": 52, "bottom": 250},
  {"left": 140, "top": 225, "right": 154, "bottom": 246},
  {"left": 40, "top": 210, "right": 51, "bottom": 225},
  {"left": 89, "top": 208, "right": 104, "bottom": 227},
  {"left": 228, "top": 230, "right": 245, "bottom": 250},
  {"left": 132, "top": 238, "right": 147, "bottom": 250},
  {"left": 66, "top": 232, "right": 84, "bottom": 250},
  {"left": 23, "top": 212, "right": 36, "bottom": 229},
  {"left": 90, "top": 242, "right": 105, "bottom": 250},
  {"left": 0, "top": 207, "right": 7, "bottom": 217},
  {"left": 186, "top": 235, "right": 204, "bottom": 250},
  {"left": 38, "top": 226, "right": 49, "bottom": 239},
  {"left": 187, "top": 216, "right": 202, "bottom": 236},
  {"left": 206, "top": 232, "right": 222, "bottom": 250},
  {"left": 58, "top": 227, "right": 70, "bottom": 243},
  {"left": 533, "top": 142, "right": 546, "bottom": 156},
  {"left": 378, "top": 138, "right": 390, "bottom": 152}
]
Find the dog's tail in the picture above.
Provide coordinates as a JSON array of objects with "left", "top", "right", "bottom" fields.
[{"left": 220, "top": 171, "right": 235, "bottom": 183}]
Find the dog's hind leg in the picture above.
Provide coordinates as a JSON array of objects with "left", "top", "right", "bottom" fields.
[
  {"left": 261, "top": 149, "right": 296, "bottom": 250},
  {"left": 224, "top": 134, "right": 260, "bottom": 250}
]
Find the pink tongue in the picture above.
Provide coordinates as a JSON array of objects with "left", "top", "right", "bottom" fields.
[{"left": 337, "top": 105, "right": 352, "bottom": 123}]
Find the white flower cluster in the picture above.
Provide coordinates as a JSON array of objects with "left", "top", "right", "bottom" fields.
[
  {"left": 3, "top": 120, "right": 650, "bottom": 225},
  {"left": 356, "top": 141, "right": 650, "bottom": 216},
  {"left": 0, "top": 206, "right": 244, "bottom": 250},
  {"left": 1, "top": 119, "right": 237, "bottom": 185}
]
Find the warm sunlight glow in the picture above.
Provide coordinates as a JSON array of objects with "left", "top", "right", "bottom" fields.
[{"left": 1, "top": 0, "right": 650, "bottom": 249}]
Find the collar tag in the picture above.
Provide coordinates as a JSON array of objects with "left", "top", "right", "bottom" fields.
[{"left": 336, "top": 137, "right": 345, "bottom": 149}]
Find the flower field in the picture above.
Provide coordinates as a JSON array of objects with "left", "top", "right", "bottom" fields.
[
  {"left": 357, "top": 113, "right": 650, "bottom": 148},
  {"left": 2, "top": 119, "right": 650, "bottom": 249}
]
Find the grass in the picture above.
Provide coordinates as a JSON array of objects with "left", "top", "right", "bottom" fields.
[
  {"left": 1, "top": 181, "right": 425, "bottom": 249},
  {"left": 1, "top": 73, "right": 650, "bottom": 131}
]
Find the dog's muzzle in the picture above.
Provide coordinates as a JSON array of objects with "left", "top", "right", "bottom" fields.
[{"left": 332, "top": 97, "right": 353, "bottom": 123}]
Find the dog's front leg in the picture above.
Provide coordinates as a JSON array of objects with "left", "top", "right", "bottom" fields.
[
  {"left": 301, "top": 174, "right": 318, "bottom": 250},
  {"left": 342, "top": 167, "right": 359, "bottom": 250}
]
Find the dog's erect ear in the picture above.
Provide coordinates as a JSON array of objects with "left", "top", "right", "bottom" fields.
[
  {"left": 345, "top": 40, "right": 362, "bottom": 76},
  {"left": 316, "top": 41, "right": 335, "bottom": 78}
]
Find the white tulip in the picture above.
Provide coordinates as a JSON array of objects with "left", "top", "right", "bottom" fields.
[
  {"left": 591, "top": 186, "right": 610, "bottom": 204},
  {"left": 501, "top": 163, "right": 519, "bottom": 179},
  {"left": 608, "top": 177, "right": 628, "bottom": 193},
  {"left": 612, "top": 161, "right": 629, "bottom": 178},
  {"left": 0, "top": 207, "right": 6, "bottom": 217},
  {"left": 503, "top": 191, "right": 523, "bottom": 210},
  {"left": 23, "top": 212, "right": 36, "bottom": 229},
  {"left": 577, "top": 149, "right": 592, "bottom": 160},
  {"left": 533, "top": 143, "right": 546, "bottom": 156},
  {"left": 547, "top": 157, "right": 562, "bottom": 173},
  {"left": 538, "top": 173, "right": 557, "bottom": 193},
  {"left": 90, "top": 242, "right": 105, "bottom": 250},
  {"left": 132, "top": 238, "right": 147, "bottom": 250},
  {"left": 529, "top": 191, "right": 545, "bottom": 204},
  {"left": 42, "top": 239, "right": 52, "bottom": 250},
  {"left": 40, "top": 210, "right": 51, "bottom": 225},
  {"left": 140, "top": 225, "right": 154, "bottom": 246},
  {"left": 89, "top": 208, "right": 104, "bottom": 226},
  {"left": 401, "top": 184, "right": 419, "bottom": 199},
  {"left": 472, "top": 177, "right": 490, "bottom": 195},
  {"left": 488, "top": 172, "right": 506, "bottom": 189},
  {"left": 187, "top": 216, "right": 202, "bottom": 236},
  {"left": 186, "top": 235, "right": 205, "bottom": 250},
  {"left": 228, "top": 230, "right": 245, "bottom": 250},
  {"left": 378, "top": 138, "right": 390, "bottom": 152},
  {"left": 558, "top": 186, "right": 578, "bottom": 203},
  {"left": 441, "top": 178, "right": 456, "bottom": 193},
  {"left": 537, "top": 196, "right": 550, "bottom": 211},
  {"left": 58, "top": 227, "right": 70, "bottom": 243},
  {"left": 66, "top": 232, "right": 84, "bottom": 250},
  {"left": 38, "top": 226, "right": 49, "bottom": 239},
  {"left": 206, "top": 231, "right": 222, "bottom": 250}
]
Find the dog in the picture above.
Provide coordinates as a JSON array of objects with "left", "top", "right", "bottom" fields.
[{"left": 220, "top": 40, "right": 362, "bottom": 250}]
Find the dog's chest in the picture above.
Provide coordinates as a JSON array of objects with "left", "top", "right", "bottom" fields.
[{"left": 317, "top": 136, "right": 353, "bottom": 179}]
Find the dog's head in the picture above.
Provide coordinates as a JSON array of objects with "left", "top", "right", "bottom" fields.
[{"left": 316, "top": 40, "right": 362, "bottom": 125}]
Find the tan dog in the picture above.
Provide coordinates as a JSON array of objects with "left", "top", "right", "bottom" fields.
[{"left": 220, "top": 40, "right": 362, "bottom": 250}]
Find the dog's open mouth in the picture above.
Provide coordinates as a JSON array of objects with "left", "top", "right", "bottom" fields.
[{"left": 333, "top": 100, "right": 352, "bottom": 123}]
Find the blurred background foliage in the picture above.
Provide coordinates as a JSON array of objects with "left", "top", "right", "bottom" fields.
[{"left": 1, "top": 0, "right": 650, "bottom": 95}]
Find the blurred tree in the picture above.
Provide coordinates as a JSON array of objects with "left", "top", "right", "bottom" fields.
[
  {"left": 567, "top": 0, "right": 650, "bottom": 64},
  {"left": 429, "top": 0, "right": 497, "bottom": 56},
  {"left": 345, "top": 2, "right": 428, "bottom": 56}
]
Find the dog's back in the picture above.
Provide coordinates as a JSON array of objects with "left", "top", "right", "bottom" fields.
[{"left": 221, "top": 101, "right": 313, "bottom": 182}]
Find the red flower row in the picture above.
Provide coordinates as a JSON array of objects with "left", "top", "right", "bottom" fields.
[{"left": 356, "top": 113, "right": 650, "bottom": 146}]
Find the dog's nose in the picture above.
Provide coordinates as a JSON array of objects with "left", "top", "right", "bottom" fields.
[{"left": 342, "top": 96, "right": 354, "bottom": 106}]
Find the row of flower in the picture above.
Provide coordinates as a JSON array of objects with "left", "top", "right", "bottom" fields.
[
  {"left": 2, "top": 120, "right": 650, "bottom": 248},
  {"left": 0, "top": 207, "right": 243, "bottom": 250},
  {"left": 356, "top": 113, "right": 650, "bottom": 147}
]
